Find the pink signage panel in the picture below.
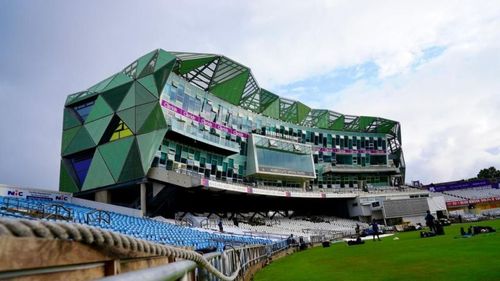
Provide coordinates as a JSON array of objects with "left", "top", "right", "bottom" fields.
[{"left": 161, "top": 99, "right": 249, "bottom": 139}]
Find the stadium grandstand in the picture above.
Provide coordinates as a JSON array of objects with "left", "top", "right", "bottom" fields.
[
  {"left": 1, "top": 49, "right": 474, "bottom": 280},
  {"left": 58, "top": 49, "right": 432, "bottom": 223},
  {"left": 0, "top": 185, "right": 272, "bottom": 250},
  {"left": 426, "top": 178, "right": 500, "bottom": 218}
]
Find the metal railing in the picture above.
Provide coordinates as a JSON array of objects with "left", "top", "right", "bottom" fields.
[
  {"left": 1, "top": 198, "right": 73, "bottom": 221},
  {"left": 85, "top": 209, "right": 111, "bottom": 225},
  {"left": 96, "top": 241, "right": 291, "bottom": 281},
  {"left": 168, "top": 167, "right": 422, "bottom": 197}
]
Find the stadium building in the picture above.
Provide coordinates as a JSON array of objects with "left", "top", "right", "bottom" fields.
[{"left": 60, "top": 49, "right": 420, "bottom": 220}]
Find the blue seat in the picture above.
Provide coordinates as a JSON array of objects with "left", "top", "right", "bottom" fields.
[{"left": 0, "top": 195, "right": 274, "bottom": 250}]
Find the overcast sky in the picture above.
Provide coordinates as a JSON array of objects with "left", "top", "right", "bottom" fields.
[{"left": 0, "top": 1, "right": 499, "bottom": 190}]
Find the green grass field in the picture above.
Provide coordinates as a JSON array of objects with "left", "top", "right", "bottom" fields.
[{"left": 254, "top": 219, "right": 500, "bottom": 281}]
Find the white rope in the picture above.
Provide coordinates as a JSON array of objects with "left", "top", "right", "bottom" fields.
[{"left": 0, "top": 218, "right": 240, "bottom": 281}]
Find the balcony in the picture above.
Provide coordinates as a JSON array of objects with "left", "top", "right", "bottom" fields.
[
  {"left": 169, "top": 118, "right": 240, "bottom": 154},
  {"left": 322, "top": 164, "right": 400, "bottom": 174}
]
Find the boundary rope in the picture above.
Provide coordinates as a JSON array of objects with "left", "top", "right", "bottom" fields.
[{"left": 0, "top": 218, "right": 240, "bottom": 281}]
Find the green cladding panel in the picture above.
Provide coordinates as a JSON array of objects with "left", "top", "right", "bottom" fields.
[
  {"left": 137, "top": 129, "right": 167, "bottom": 174},
  {"left": 118, "top": 140, "right": 144, "bottom": 182},
  {"left": 61, "top": 126, "right": 81, "bottom": 154},
  {"left": 63, "top": 127, "right": 95, "bottom": 156},
  {"left": 84, "top": 115, "right": 113, "bottom": 144},
  {"left": 135, "top": 50, "right": 157, "bottom": 78},
  {"left": 135, "top": 101, "right": 157, "bottom": 133},
  {"left": 259, "top": 90, "right": 279, "bottom": 113},
  {"left": 116, "top": 82, "right": 157, "bottom": 112},
  {"left": 117, "top": 107, "right": 137, "bottom": 133},
  {"left": 378, "top": 120, "right": 396, "bottom": 134},
  {"left": 87, "top": 75, "right": 115, "bottom": 93},
  {"left": 101, "top": 82, "right": 134, "bottom": 111},
  {"left": 358, "top": 116, "right": 375, "bottom": 131},
  {"left": 178, "top": 56, "right": 217, "bottom": 74},
  {"left": 261, "top": 97, "right": 280, "bottom": 119},
  {"left": 138, "top": 103, "right": 167, "bottom": 134},
  {"left": 61, "top": 49, "right": 176, "bottom": 193},
  {"left": 85, "top": 96, "right": 114, "bottom": 123},
  {"left": 98, "top": 137, "right": 135, "bottom": 181},
  {"left": 100, "top": 73, "right": 133, "bottom": 93},
  {"left": 138, "top": 75, "right": 160, "bottom": 98},
  {"left": 82, "top": 150, "right": 116, "bottom": 190},
  {"left": 59, "top": 160, "right": 79, "bottom": 193},
  {"left": 117, "top": 85, "right": 136, "bottom": 111},
  {"left": 155, "top": 50, "right": 177, "bottom": 72},
  {"left": 209, "top": 70, "right": 249, "bottom": 105},
  {"left": 316, "top": 112, "right": 330, "bottom": 129},
  {"left": 135, "top": 82, "right": 158, "bottom": 105},
  {"left": 153, "top": 60, "right": 175, "bottom": 96},
  {"left": 63, "top": 108, "right": 82, "bottom": 130},
  {"left": 296, "top": 102, "right": 311, "bottom": 124},
  {"left": 330, "top": 116, "right": 345, "bottom": 130}
]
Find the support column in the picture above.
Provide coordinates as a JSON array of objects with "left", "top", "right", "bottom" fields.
[
  {"left": 95, "top": 190, "right": 111, "bottom": 204},
  {"left": 140, "top": 183, "right": 147, "bottom": 217}
]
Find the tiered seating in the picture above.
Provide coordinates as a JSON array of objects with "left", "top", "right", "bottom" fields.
[
  {"left": 447, "top": 187, "right": 500, "bottom": 199},
  {"left": 438, "top": 192, "right": 463, "bottom": 202},
  {"left": 440, "top": 186, "right": 500, "bottom": 201},
  {"left": 481, "top": 208, "right": 500, "bottom": 217},
  {"left": 0, "top": 196, "right": 272, "bottom": 251},
  {"left": 206, "top": 216, "right": 367, "bottom": 241}
]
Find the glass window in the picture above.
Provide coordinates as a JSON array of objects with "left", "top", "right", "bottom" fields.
[
  {"left": 72, "top": 100, "right": 95, "bottom": 121},
  {"left": 110, "top": 120, "right": 133, "bottom": 141},
  {"left": 70, "top": 153, "right": 93, "bottom": 185},
  {"left": 160, "top": 153, "right": 167, "bottom": 165},
  {"left": 256, "top": 147, "right": 315, "bottom": 176}
]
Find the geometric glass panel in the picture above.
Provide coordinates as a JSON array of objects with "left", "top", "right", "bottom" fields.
[
  {"left": 110, "top": 120, "right": 133, "bottom": 142},
  {"left": 69, "top": 152, "right": 93, "bottom": 185},
  {"left": 72, "top": 100, "right": 95, "bottom": 122}
]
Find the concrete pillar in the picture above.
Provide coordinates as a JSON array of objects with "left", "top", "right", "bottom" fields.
[
  {"left": 95, "top": 190, "right": 111, "bottom": 204},
  {"left": 140, "top": 183, "right": 147, "bottom": 216}
]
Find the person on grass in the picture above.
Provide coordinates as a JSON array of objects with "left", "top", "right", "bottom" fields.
[
  {"left": 370, "top": 219, "right": 381, "bottom": 241},
  {"left": 425, "top": 210, "right": 437, "bottom": 233}
]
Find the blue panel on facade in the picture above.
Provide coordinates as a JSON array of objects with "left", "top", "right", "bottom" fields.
[{"left": 70, "top": 154, "right": 93, "bottom": 185}]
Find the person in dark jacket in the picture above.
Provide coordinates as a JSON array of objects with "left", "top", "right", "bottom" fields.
[
  {"left": 218, "top": 219, "right": 223, "bottom": 232},
  {"left": 370, "top": 219, "right": 381, "bottom": 241},
  {"left": 425, "top": 210, "right": 437, "bottom": 233}
]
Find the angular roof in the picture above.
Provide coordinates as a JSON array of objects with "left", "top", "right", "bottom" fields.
[
  {"left": 168, "top": 50, "right": 404, "bottom": 176},
  {"left": 169, "top": 51, "right": 400, "bottom": 137},
  {"left": 63, "top": 49, "right": 405, "bottom": 186}
]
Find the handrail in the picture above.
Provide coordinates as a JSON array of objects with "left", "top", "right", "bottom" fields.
[
  {"left": 85, "top": 209, "right": 111, "bottom": 225},
  {"left": 44, "top": 204, "right": 73, "bottom": 221},
  {"left": 168, "top": 167, "right": 422, "bottom": 196},
  {"left": 95, "top": 240, "right": 289, "bottom": 281},
  {"left": 95, "top": 260, "right": 197, "bottom": 281},
  {"left": 0, "top": 216, "right": 291, "bottom": 281}
]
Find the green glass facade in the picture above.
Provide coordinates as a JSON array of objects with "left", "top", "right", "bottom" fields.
[{"left": 60, "top": 49, "right": 405, "bottom": 193}]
